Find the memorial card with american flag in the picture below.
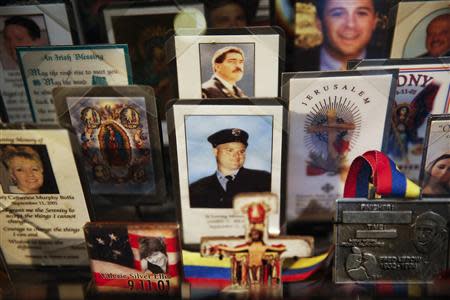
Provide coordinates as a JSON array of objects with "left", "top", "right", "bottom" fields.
[
  {"left": 283, "top": 70, "right": 397, "bottom": 222},
  {"left": 84, "top": 222, "right": 181, "bottom": 294}
]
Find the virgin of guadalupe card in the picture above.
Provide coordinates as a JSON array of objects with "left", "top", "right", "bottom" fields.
[
  {"left": 0, "top": 126, "right": 92, "bottom": 267},
  {"left": 53, "top": 86, "right": 166, "bottom": 204},
  {"left": 167, "top": 99, "right": 285, "bottom": 247},
  {"left": 167, "top": 27, "right": 284, "bottom": 99},
  {"left": 17, "top": 44, "right": 133, "bottom": 124},
  {"left": 420, "top": 115, "right": 450, "bottom": 197},
  {"left": 283, "top": 70, "right": 397, "bottom": 222},
  {"left": 0, "top": 2, "right": 75, "bottom": 123},
  {"left": 353, "top": 57, "right": 450, "bottom": 183},
  {"left": 84, "top": 222, "right": 181, "bottom": 295},
  {"left": 390, "top": 0, "right": 450, "bottom": 58}
]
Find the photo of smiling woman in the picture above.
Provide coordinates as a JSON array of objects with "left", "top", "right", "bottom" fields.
[
  {"left": 422, "top": 153, "right": 450, "bottom": 197},
  {"left": 0, "top": 145, "right": 59, "bottom": 194}
]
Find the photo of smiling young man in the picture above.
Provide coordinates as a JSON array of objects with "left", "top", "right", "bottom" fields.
[
  {"left": 318, "top": 0, "right": 377, "bottom": 70},
  {"left": 200, "top": 43, "right": 255, "bottom": 98},
  {"left": 293, "top": 0, "right": 388, "bottom": 71}
]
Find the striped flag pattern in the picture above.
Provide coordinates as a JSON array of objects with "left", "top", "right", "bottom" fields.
[
  {"left": 84, "top": 223, "right": 181, "bottom": 294},
  {"left": 344, "top": 150, "right": 420, "bottom": 198},
  {"left": 182, "top": 250, "right": 329, "bottom": 288}
]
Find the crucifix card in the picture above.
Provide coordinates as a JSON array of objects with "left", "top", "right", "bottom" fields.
[{"left": 283, "top": 70, "right": 397, "bottom": 222}]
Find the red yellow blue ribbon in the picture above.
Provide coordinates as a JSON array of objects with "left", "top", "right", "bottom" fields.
[{"left": 344, "top": 150, "right": 420, "bottom": 198}]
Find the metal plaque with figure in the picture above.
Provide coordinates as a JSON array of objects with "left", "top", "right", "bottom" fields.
[{"left": 335, "top": 199, "right": 450, "bottom": 283}]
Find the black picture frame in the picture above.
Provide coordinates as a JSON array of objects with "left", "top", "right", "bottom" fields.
[
  {"left": 166, "top": 26, "right": 285, "bottom": 100},
  {"left": 167, "top": 98, "right": 287, "bottom": 250},
  {"left": 53, "top": 85, "right": 167, "bottom": 206},
  {"left": 419, "top": 114, "right": 450, "bottom": 198},
  {"left": 100, "top": 0, "right": 205, "bottom": 121},
  {"left": 0, "top": 95, "right": 9, "bottom": 123},
  {"left": 350, "top": 56, "right": 450, "bottom": 69}
]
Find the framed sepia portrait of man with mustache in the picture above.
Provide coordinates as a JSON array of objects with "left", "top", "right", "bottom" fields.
[
  {"left": 168, "top": 27, "right": 284, "bottom": 100},
  {"left": 199, "top": 43, "right": 255, "bottom": 98}
]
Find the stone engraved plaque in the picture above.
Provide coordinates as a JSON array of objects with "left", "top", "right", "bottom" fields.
[{"left": 335, "top": 199, "right": 450, "bottom": 283}]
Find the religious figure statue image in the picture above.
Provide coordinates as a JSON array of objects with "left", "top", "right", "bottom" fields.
[
  {"left": 387, "top": 82, "right": 440, "bottom": 161},
  {"left": 98, "top": 122, "right": 131, "bottom": 167},
  {"left": 200, "top": 193, "right": 313, "bottom": 293},
  {"left": 208, "top": 225, "right": 286, "bottom": 286}
]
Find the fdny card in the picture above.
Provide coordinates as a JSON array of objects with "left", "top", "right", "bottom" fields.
[
  {"left": 284, "top": 70, "right": 396, "bottom": 222},
  {"left": 84, "top": 222, "right": 181, "bottom": 295},
  {"left": 355, "top": 58, "right": 450, "bottom": 183}
]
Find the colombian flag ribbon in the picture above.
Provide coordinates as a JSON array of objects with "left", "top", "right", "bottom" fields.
[
  {"left": 344, "top": 150, "right": 421, "bottom": 198},
  {"left": 182, "top": 250, "right": 330, "bottom": 287}
]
